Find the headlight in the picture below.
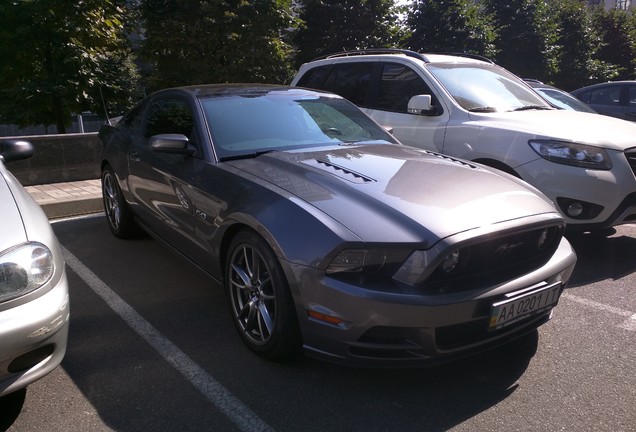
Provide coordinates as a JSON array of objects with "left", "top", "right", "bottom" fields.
[
  {"left": 529, "top": 139, "right": 612, "bottom": 170},
  {"left": 0, "top": 243, "right": 54, "bottom": 303},
  {"left": 326, "top": 249, "right": 410, "bottom": 276}
]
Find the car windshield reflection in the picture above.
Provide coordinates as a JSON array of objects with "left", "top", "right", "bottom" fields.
[
  {"left": 201, "top": 92, "right": 396, "bottom": 160},
  {"left": 429, "top": 63, "right": 550, "bottom": 112}
]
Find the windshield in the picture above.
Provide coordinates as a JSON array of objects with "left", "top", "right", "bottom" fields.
[
  {"left": 427, "top": 63, "right": 551, "bottom": 112},
  {"left": 534, "top": 88, "right": 597, "bottom": 113},
  {"left": 201, "top": 91, "right": 397, "bottom": 160}
]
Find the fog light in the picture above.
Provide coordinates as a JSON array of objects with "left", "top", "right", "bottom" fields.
[{"left": 567, "top": 202, "right": 584, "bottom": 217}]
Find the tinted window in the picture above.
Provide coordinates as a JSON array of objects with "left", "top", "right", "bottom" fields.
[
  {"left": 144, "top": 98, "right": 195, "bottom": 140},
  {"left": 321, "top": 63, "right": 374, "bottom": 106},
  {"left": 587, "top": 86, "right": 621, "bottom": 107},
  {"left": 628, "top": 85, "right": 636, "bottom": 107},
  {"left": 296, "top": 65, "right": 331, "bottom": 89},
  {"left": 377, "top": 63, "right": 432, "bottom": 112}
]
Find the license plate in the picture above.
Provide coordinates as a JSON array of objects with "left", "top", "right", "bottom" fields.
[{"left": 489, "top": 283, "right": 562, "bottom": 331}]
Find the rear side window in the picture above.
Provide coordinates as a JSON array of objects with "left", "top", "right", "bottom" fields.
[
  {"left": 296, "top": 65, "right": 331, "bottom": 89},
  {"left": 580, "top": 86, "right": 621, "bottom": 106},
  {"left": 377, "top": 63, "right": 432, "bottom": 113},
  {"left": 321, "top": 63, "right": 375, "bottom": 106}
]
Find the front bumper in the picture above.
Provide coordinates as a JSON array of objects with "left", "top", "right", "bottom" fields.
[
  {"left": 0, "top": 271, "right": 70, "bottom": 397},
  {"left": 517, "top": 149, "right": 636, "bottom": 229},
  {"left": 286, "top": 237, "right": 576, "bottom": 367}
]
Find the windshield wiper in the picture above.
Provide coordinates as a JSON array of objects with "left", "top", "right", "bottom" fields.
[
  {"left": 468, "top": 106, "right": 498, "bottom": 113},
  {"left": 219, "top": 150, "right": 276, "bottom": 162},
  {"left": 511, "top": 105, "right": 553, "bottom": 111}
]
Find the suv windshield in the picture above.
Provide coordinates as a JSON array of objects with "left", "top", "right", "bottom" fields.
[
  {"left": 428, "top": 63, "right": 551, "bottom": 112},
  {"left": 201, "top": 91, "right": 396, "bottom": 160}
]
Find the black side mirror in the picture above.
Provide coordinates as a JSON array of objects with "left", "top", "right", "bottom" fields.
[{"left": 0, "top": 139, "right": 34, "bottom": 162}]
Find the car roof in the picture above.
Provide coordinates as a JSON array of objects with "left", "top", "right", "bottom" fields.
[
  {"left": 311, "top": 49, "right": 493, "bottom": 65},
  {"left": 151, "top": 84, "right": 333, "bottom": 99},
  {"left": 572, "top": 80, "right": 636, "bottom": 94}
]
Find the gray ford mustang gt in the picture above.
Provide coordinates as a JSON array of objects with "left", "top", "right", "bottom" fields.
[{"left": 99, "top": 84, "right": 577, "bottom": 367}]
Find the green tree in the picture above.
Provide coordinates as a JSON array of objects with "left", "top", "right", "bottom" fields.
[
  {"left": 139, "top": 0, "right": 295, "bottom": 90},
  {"left": 0, "top": 0, "right": 140, "bottom": 133},
  {"left": 404, "top": 0, "right": 497, "bottom": 59},
  {"left": 483, "top": 0, "right": 555, "bottom": 80},
  {"left": 293, "top": 0, "right": 399, "bottom": 66},
  {"left": 546, "top": 0, "right": 597, "bottom": 90},
  {"left": 590, "top": 6, "right": 636, "bottom": 82}
]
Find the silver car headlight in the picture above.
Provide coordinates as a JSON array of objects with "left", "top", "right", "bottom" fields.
[
  {"left": 0, "top": 242, "right": 54, "bottom": 303},
  {"left": 529, "top": 139, "right": 612, "bottom": 170}
]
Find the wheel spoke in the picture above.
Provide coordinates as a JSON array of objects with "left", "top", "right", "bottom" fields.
[{"left": 257, "top": 302, "right": 274, "bottom": 336}]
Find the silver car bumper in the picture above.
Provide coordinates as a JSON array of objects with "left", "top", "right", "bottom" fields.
[{"left": 0, "top": 272, "right": 70, "bottom": 397}]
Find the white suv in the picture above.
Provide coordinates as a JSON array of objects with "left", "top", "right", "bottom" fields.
[{"left": 291, "top": 49, "right": 636, "bottom": 230}]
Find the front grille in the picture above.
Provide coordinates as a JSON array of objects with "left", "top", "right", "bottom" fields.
[
  {"left": 626, "top": 147, "right": 636, "bottom": 178},
  {"left": 422, "top": 224, "right": 563, "bottom": 294}
]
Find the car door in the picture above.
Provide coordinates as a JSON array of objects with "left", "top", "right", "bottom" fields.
[
  {"left": 360, "top": 62, "right": 450, "bottom": 153},
  {"left": 127, "top": 95, "right": 205, "bottom": 252}
]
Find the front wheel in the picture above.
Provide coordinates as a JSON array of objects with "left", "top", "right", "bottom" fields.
[
  {"left": 226, "top": 230, "right": 301, "bottom": 360},
  {"left": 101, "top": 165, "right": 138, "bottom": 238}
]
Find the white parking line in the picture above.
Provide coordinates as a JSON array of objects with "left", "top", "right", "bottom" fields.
[
  {"left": 62, "top": 246, "right": 275, "bottom": 432},
  {"left": 562, "top": 292, "right": 636, "bottom": 331}
]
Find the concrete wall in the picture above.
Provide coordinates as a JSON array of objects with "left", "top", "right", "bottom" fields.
[{"left": 4, "top": 133, "right": 101, "bottom": 186}]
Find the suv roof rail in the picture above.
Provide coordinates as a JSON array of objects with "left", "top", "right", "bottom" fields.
[
  {"left": 429, "top": 52, "right": 495, "bottom": 64},
  {"left": 317, "top": 48, "right": 431, "bottom": 63}
]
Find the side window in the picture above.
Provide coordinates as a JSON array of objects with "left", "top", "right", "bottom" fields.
[
  {"left": 377, "top": 63, "right": 432, "bottom": 113},
  {"left": 296, "top": 65, "right": 331, "bottom": 89},
  {"left": 628, "top": 85, "right": 636, "bottom": 107},
  {"left": 144, "top": 98, "right": 195, "bottom": 141},
  {"left": 589, "top": 86, "right": 621, "bottom": 106},
  {"left": 120, "top": 104, "right": 144, "bottom": 131},
  {"left": 321, "top": 62, "right": 374, "bottom": 106}
]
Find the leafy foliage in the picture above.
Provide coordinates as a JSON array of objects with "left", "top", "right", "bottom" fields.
[
  {"left": 591, "top": 6, "right": 636, "bottom": 82},
  {"left": 482, "top": 0, "right": 555, "bottom": 79},
  {"left": 292, "top": 0, "right": 400, "bottom": 66},
  {"left": 0, "top": 0, "right": 140, "bottom": 133},
  {"left": 138, "top": 0, "right": 296, "bottom": 90},
  {"left": 405, "top": 0, "right": 497, "bottom": 59}
]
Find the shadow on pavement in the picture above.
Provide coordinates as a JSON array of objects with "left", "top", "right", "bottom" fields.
[
  {"left": 0, "top": 388, "right": 26, "bottom": 431},
  {"left": 565, "top": 228, "right": 636, "bottom": 287}
]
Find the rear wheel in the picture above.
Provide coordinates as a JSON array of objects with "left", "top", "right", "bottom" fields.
[
  {"left": 101, "top": 165, "right": 138, "bottom": 238},
  {"left": 226, "top": 230, "right": 301, "bottom": 360}
]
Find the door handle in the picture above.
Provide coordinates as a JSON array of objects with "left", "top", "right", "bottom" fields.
[{"left": 129, "top": 152, "right": 141, "bottom": 162}]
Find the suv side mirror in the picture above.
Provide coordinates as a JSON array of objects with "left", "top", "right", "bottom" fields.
[
  {"left": 0, "top": 139, "right": 34, "bottom": 162},
  {"left": 407, "top": 95, "right": 435, "bottom": 115}
]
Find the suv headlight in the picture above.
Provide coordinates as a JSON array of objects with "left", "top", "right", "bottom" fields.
[
  {"left": 0, "top": 243, "right": 54, "bottom": 303},
  {"left": 529, "top": 139, "right": 612, "bottom": 170}
]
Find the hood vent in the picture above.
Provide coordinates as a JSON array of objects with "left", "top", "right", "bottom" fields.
[{"left": 302, "top": 159, "right": 375, "bottom": 184}]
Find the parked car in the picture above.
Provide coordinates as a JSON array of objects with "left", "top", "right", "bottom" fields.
[
  {"left": 291, "top": 49, "right": 636, "bottom": 230},
  {"left": 571, "top": 81, "right": 636, "bottom": 121},
  {"left": 0, "top": 139, "right": 69, "bottom": 397},
  {"left": 524, "top": 79, "right": 596, "bottom": 113},
  {"left": 98, "top": 84, "right": 576, "bottom": 367}
]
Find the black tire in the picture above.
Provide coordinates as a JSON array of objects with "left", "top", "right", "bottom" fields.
[
  {"left": 226, "top": 230, "right": 302, "bottom": 360},
  {"left": 101, "top": 165, "right": 138, "bottom": 238}
]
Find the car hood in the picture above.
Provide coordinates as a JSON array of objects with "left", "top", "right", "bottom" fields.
[
  {"left": 227, "top": 144, "right": 558, "bottom": 243},
  {"left": 468, "top": 110, "right": 636, "bottom": 151},
  {"left": 0, "top": 169, "right": 28, "bottom": 250}
]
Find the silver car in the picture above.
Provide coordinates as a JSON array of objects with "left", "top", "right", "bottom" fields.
[
  {"left": 99, "top": 85, "right": 577, "bottom": 366},
  {"left": 0, "top": 139, "right": 69, "bottom": 397}
]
